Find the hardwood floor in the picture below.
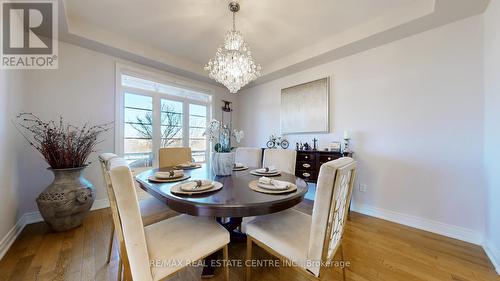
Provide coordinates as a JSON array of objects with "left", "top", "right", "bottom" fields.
[{"left": 0, "top": 201, "right": 498, "bottom": 281}]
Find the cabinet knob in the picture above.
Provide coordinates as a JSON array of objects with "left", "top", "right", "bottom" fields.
[
  {"left": 302, "top": 172, "right": 311, "bottom": 178},
  {"left": 303, "top": 163, "right": 311, "bottom": 168},
  {"left": 305, "top": 156, "right": 308, "bottom": 159},
  {"left": 328, "top": 157, "right": 331, "bottom": 160}
]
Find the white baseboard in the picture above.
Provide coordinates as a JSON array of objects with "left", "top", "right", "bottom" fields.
[
  {"left": 0, "top": 198, "right": 109, "bottom": 260},
  {"left": 0, "top": 215, "right": 27, "bottom": 260},
  {"left": 350, "top": 202, "right": 484, "bottom": 245},
  {"left": 484, "top": 239, "right": 500, "bottom": 275}
]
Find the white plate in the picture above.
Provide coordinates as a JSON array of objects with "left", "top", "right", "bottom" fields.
[
  {"left": 148, "top": 175, "right": 191, "bottom": 183},
  {"left": 233, "top": 166, "right": 249, "bottom": 171},
  {"left": 154, "top": 171, "right": 184, "bottom": 179},
  {"left": 250, "top": 169, "right": 281, "bottom": 177},
  {"left": 248, "top": 180, "right": 297, "bottom": 194},
  {"left": 171, "top": 181, "right": 223, "bottom": 195},
  {"left": 179, "top": 180, "right": 214, "bottom": 192},
  {"left": 257, "top": 182, "right": 291, "bottom": 191}
]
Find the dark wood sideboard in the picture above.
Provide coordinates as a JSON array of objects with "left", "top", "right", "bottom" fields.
[{"left": 295, "top": 150, "right": 352, "bottom": 183}]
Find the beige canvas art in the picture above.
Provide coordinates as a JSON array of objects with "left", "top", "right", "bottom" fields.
[{"left": 280, "top": 77, "right": 330, "bottom": 134}]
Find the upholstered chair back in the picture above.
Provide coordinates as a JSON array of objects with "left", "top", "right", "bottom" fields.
[
  {"left": 159, "top": 147, "right": 192, "bottom": 168},
  {"left": 262, "top": 149, "right": 297, "bottom": 174},
  {"left": 235, "top": 147, "right": 262, "bottom": 167},
  {"left": 109, "top": 159, "right": 153, "bottom": 281},
  {"left": 306, "top": 157, "right": 356, "bottom": 276},
  {"left": 98, "top": 154, "right": 130, "bottom": 273}
]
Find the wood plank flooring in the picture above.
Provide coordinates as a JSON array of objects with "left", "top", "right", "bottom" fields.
[{"left": 0, "top": 201, "right": 498, "bottom": 281}]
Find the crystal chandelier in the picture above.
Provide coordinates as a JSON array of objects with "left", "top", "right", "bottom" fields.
[{"left": 204, "top": 2, "right": 262, "bottom": 93}]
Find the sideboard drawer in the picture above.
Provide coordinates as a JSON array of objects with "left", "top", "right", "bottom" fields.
[
  {"left": 296, "top": 170, "right": 317, "bottom": 181},
  {"left": 297, "top": 161, "right": 315, "bottom": 170},
  {"left": 319, "top": 154, "right": 342, "bottom": 163},
  {"left": 297, "top": 153, "right": 316, "bottom": 161}
]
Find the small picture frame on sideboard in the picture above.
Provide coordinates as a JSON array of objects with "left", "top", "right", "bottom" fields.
[{"left": 328, "top": 142, "right": 342, "bottom": 152}]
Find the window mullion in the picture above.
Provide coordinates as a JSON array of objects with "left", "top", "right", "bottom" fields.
[
  {"left": 183, "top": 101, "right": 189, "bottom": 147},
  {"left": 152, "top": 93, "right": 161, "bottom": 167}
]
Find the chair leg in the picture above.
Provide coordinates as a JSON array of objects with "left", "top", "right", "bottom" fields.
[
  {"left": 340, "top": 244, "right": 346, "bottom": 281},
  {"left": 107, "top": 224, "right": 115, "bottom": 264},
  {"left": 117, "top": 258, "right": 122, "bottom": 281},
  {"left": 246, "top": 237, "right": 253, "bottom": 281},
  {"left": 223, "top": 245, "right": 230, "bottom": 281}
]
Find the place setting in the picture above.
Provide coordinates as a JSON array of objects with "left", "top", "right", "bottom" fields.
[
  {"left": 250, "top": 165, "right": 281, "bottom": 177},
  {"left": 147, "top": 170, "right": 191, "bottom": 183},
  {"left": 174, "top": 161, "right": 202, "bottom": 170},
  {"left": 233, "top": 162, "right": 249, "bottom": 171},
  {"left": 170, "top": 179, "right": 223, "bottom": 196},
  {"left": 248, "top": 176, "right": 297, "bottom": 194}
]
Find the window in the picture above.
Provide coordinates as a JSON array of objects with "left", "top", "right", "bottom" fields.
[{"left": 116, "top": 68, "right": 212, "bottom": 167}]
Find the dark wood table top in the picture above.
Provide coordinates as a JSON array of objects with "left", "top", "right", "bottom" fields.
[{"left": 135, "top": 165, "right": 308, "bottom": 217}]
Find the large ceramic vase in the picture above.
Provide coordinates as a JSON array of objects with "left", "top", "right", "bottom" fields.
[
  {"left": 211, "top": 152, "right": 235, "bottom": 176},
  {"left": 36, "top": 167, "right": 95, "bottom": 232}
]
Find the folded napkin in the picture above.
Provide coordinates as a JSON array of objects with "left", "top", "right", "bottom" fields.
[
  {"left": 179, "top": 180, "right": 213, "bottom": 191},
  {"left": 234, "top": 162, "right": 245, "bottom": 168},
  {"left": 258, "top": 177, "right": 291, "bottom": 190},
  {"left": 155, "top": 170, "right": 184, "bottom": 179},
  {"left": 178, "top": 162, "right": 196, "bottom": 168},
  {"left": 257, "top": 166, "right": 277, "bottom": 173}
]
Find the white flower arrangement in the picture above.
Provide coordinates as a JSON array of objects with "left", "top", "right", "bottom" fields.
[{"left": 204, "top": 119, "right": 244, "bottom": 152}]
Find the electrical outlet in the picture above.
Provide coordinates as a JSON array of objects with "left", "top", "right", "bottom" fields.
[{"left": 359, "top": 184, "right": 367, "bottom": 192}]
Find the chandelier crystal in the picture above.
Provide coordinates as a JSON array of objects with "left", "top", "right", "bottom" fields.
[{"left": 204, "top": 2, "right": 261, "bottom": 94}]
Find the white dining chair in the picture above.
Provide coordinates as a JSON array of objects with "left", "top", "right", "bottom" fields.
[
  {"left": 98, "top": 153, "right": 178, "bottom": 268},
  {"left": 244, "top": 157, "right": 356, "bottom": 280},
  {"left": 262, "top": 149, "right": 297, "bottom": 174},
  {"left": 235, "top": 147, "right": 262, "bottom": 167},
  {"left": 108, "top": 157, "right": 230, "bottom": 281}
]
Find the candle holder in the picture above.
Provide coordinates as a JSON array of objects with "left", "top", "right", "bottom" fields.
[{"left": 343, "top": 138, "right": 351, "bottom": 154}]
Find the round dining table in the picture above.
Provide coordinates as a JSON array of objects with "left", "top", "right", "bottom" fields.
[
  {"left": 135, "top": 164, "right": 309, "bottom": 218},
  {"left": 135, "top": 164, "right": 308, "bottom": 277}
]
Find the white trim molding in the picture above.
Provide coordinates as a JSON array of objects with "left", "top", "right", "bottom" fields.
[
  {"left": 0, "top": 198, "right": 109, "bottom": 260},
  {"left": 350, "top": 202, "right": 484, "bottom": 245},
  {"left": 484, "top": 239, "right": 500, "bottom": 275}
]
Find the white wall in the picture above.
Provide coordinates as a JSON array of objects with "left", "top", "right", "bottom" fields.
[
  {"left": 484, "top": 0, "right": 500, "bottom": 272},
  {"left": 19, "top": 41, "right": 235, "bottom": 214},
  {"left": 0, "top": 69, "right": 24, "bottom": 247},
  {"left": 238, "top": 15, "right": 486, "bottom": 242}
]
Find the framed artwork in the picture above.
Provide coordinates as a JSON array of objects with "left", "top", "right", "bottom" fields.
[{"left": 280, "top": 77, "right": 330, "bottom": 134}]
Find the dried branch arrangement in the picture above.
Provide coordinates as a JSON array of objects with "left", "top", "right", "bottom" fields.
[{"left": 15, "top": 113, "right": 112, "bottom": 169}]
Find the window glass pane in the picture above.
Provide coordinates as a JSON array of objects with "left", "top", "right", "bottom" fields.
[
  {"left": 124, "top": 93, "right": 153, "bottom": 167},
  {"left": 161, "top": 99, "right": 183, "bottom": 148},
  {"left": 160, "top": 112, "right": 182, "bottom": 127},
  {"left": 192, "top": 151, "right": 206, "bottom": 163},
  {"left": 161, "top": 126, "right": 182, "bottom": 139},
  {"left": 125, "top": 123, "right": 152, "bottom": 138},
  {"left": 124, "top": 92, "right": 153, "bottom": 110},
  {"left": 189, "top": 116, "right": 207, "bottom": 128},
  {"left": 125, "top": 108, "right": 152, "bottom": 124},
  {"left": 162, "top": 138, "right": 183, "bottom": 147},
  {"left": 124, "top": 139, "right": 153, "bottom": 167},
  {"left": 161, "top": 99, "right": 182, "bottom": 113},
  {"left": 190, "top": 139, "right": 206, "bottom": 151},
  {"left": 189, "top": 128, "right": 205, "bottom": 138},
  {"left": 189, "top": 104, "right": 207, "bottom": 162},
  {"left": 122, "top": 75, "right": 155, "bottom": 92},
  {"left": 189, "top": 104, "right": 207, "bottom": 117}
]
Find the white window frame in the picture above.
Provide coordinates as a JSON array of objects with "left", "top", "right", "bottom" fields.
[{"left": 115, "top": 63, "right": 213, "bottom": 167}]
